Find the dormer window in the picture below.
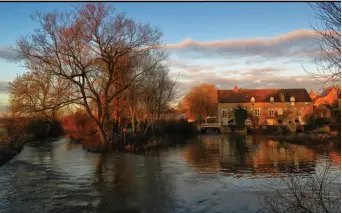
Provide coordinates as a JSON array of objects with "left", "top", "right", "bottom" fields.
[
  {"left": 290, "top": 96, "right": 295, "bottom": 105},
  {"left": 270, "top": 97, "right": 274, "bottom": 104},
  {"left": 251, "top": 97, "right": 255, "bottom": 105}
]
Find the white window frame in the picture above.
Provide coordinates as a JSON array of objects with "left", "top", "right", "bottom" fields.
[
  {"left": 269, "top": 109, "right": 275, "bottom": 117},
  {"left": 254, "top": 108, "right": 260, "bottom": 116},
  {"left": 290, "top": 96, "right": 295, "bottom": 105},
  {"left": 222, "top": 109, "right": 228, "bottom": 117},
  {"left": 270, "top": 97, "right": 274, "bottom": 104}
]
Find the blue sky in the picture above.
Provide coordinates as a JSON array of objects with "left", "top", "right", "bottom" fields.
[{"left": 0, "top": 2, "right": 327, "bottom": 110}]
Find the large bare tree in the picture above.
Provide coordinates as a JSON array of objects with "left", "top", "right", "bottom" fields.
[
  {"left": 306, "top": 2, "right": 341, "bottom": 86},
  {"left": 15, "top": 3, "right": 166, "bottom": 144}
]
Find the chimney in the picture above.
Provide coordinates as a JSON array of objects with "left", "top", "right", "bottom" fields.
[{"left": 234, "top": 85, "right": 239, "bottom": 92}]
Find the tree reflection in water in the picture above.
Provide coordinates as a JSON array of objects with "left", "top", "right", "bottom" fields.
[
  {"left": 0, "top": 137, "right": 339, "bottom": 213},
  {"left": 184, "top": 135, "right": 320, "bottom": 178},
  {"left": 94, "top": 152, "right": 177, "bottom": 213}
]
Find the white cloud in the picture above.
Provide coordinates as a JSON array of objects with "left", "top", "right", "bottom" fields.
[
  {"left": 166, "top": 30, "right": 322, "bottom": 60},
  {"left": 0, "top": 46, "right": 18, "bottom": 62}
]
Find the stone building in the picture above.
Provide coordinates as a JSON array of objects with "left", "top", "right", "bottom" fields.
[{"left": 217, "top": 86, "right": 313, "bottom": 127}]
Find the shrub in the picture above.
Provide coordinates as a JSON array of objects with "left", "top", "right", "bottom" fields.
[
  {"left": 158, "top": 119, "right": 197, "bottom": 136},
  {"left": 277, "top": 119, "right": 283, "bottom": 125},
  {"left": 259, "top": 163, "right": 340, "bottom": 213},
  {"left": 234, "top": 105, "right": 248, "bottom": 130}
]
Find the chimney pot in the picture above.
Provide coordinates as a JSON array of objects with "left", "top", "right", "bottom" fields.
[{"left": 234, "top": 85, "right": 239, "bottom": 92}]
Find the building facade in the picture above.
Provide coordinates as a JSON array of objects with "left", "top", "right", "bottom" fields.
[
  {"left": 312, "top": 86, "right": 341, "bottom": 107},
  {"left": 217, "top": 86, "right": 313, "bottom": 126}
]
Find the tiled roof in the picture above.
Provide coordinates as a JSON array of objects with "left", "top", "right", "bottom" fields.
[
  {"left": 320, "top": 87, "right": 334, "bottom": 97},
  {"left": 218, "top": 88, "right": 312, "bottom": 103},
  {"left": 313, "top": 87, "right": 341, "bottom": 103}
]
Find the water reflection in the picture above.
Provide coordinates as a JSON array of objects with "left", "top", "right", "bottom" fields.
[
  {"left": 185, "top": 135, "right": 322, "bottom": 177},
  {"left": 0, "top": 136, "right": 340, "bottom": 213},
  {"left": 93, "top": 153, "right": 178, "bottom": 213}
]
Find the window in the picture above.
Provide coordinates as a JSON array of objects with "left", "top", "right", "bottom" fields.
[
  {"left": 296, "top": 109, "right": 302, "bottom": 116},
  {"left": 269, "top": 109, "right": 274, "bottom": 117},
  {"left": 290, "top": 96, "right": 295, "bottom": 105},
  {"left": 245, "top": 119, "right": 251, "bottom": 125},
  {"left": 270, "top": 97, "right": 274, "bottom": 104},
  {"left": 277, "top": 108, "right": 283, "bottom": 115},
  {"left": 222, "top": 109, "right": 228, "bottom": 117},
  {"left": 254, "top": 109, "right": 260, "bottom": 116}
]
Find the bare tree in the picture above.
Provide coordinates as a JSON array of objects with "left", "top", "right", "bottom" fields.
[
  {"left": 15, "top": 3, "right": 166, "bottom": 144},
  {"left": 179, "top": 84, "right": 218, "bottom": 122},
  {"left": 259, "top": 163, "right": 341, "bottom": 213},
  {"left": 306, "top": 2, "right": 341, "bottom": 87},
  {"left": 9, "top": 68, "right": 76, "bottom": 120},
  {"left": 140, "top": 63, "right": 177, "bottom": 134}
]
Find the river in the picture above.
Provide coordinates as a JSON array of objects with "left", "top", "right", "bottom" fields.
[{"left": 0, "top": 135, "right": 340, "bottom": 213}]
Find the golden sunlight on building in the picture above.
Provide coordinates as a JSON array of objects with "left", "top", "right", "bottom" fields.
[{"left": 217, "top": 86, "right": 313, "bottom": 128}]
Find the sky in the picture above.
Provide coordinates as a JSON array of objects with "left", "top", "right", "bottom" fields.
[{"left": 0, "top": 2, "right": 330, "bottom": 111}]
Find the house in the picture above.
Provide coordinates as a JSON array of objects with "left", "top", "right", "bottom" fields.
[
  {"left": 217, "top": 86, "right": 313, "bottom": 127},
  {"left": 309, "top": 89, "right": 318, "bottom": 100},
  {"left": 312, "top": 86, "right": 341, "bottom": 107},
  {"left": 313, "top": 104, "right": 332, "bottom": 119}
]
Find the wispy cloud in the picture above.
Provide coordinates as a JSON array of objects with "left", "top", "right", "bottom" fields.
[
  {"left": 242, "top": 67, "right": 287, "bottom": 76},
  {"left": 176, "top": 74, "right": 319, "bottom": 95},
  {"left": 165, "top": 29, "right": 329, "bottom": 97},
  {"left": 0, "top": 46, "right": 18, "bottom": 62},
  {"left": 0, "top": 81, "right": 9, "bottom": 93},
  {"left": 166, "top": 30, "right": 321, "bottom": 60}
]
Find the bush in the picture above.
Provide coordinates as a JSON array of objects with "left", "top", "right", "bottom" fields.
[
  {"left": 61, "top": 112, "right": 97, "bottom": 134},
  {"left": 234, "top": 105, "right": 248, "bottom": 130},
  {"left": 157, "top": 119, "right": 197, "bottom": 136},
  {"left": 259, "top": 163, "right": 340, "bottom": 213},
  {"left": 254, "top": 125, "right": 290, "bottom": 135}
]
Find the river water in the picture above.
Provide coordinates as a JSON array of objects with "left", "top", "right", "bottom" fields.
[{"left": 0, "top": 135, "right": 340, "bottom": 213}]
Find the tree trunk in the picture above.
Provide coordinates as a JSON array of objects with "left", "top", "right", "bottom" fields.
[
  {"left": 96, "top": 124, "right": 107, "bottom": 144},
  {"left": 129, "top": 105, "right": 136, "bottom": 134}
]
